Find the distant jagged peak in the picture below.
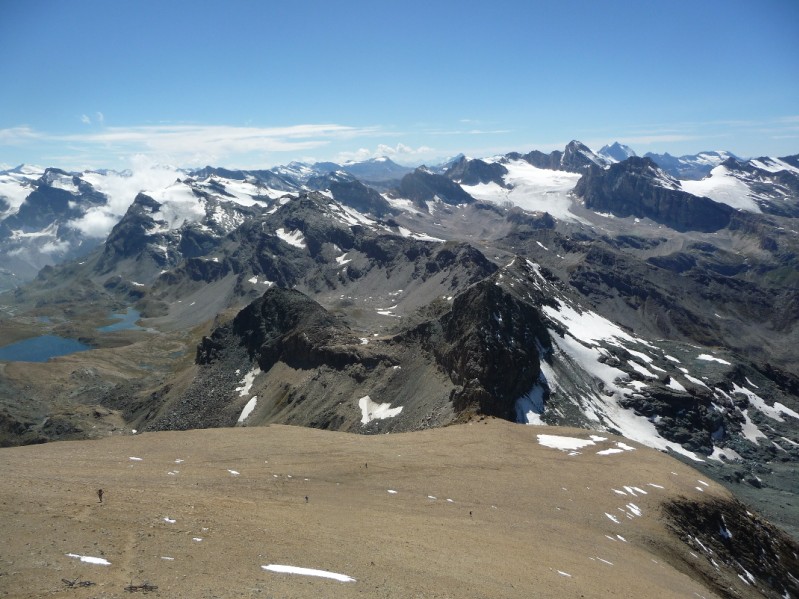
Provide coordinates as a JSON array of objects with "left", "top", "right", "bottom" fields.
[
  {"left": 562, "top": 140, "right": 608, "bottom": 169},
  {"left": 440, "top": 152, "right": 466, "bottom": 166},
  {"left": 343, "top": 155, "right": 394, "bottom": 166},
  {"left": 644, "top": 150, "right": 741, "bottom": 180},
  {"left": 191, "top": 165, "right": 248, "bottom": 181},
  {"left": 2, "top": 163, "right": 45, "bottom": 178},
  {"left": 270, "top": 161, "right": 322, "bottom": 183},
  {"left": 507, "top": 140, "right": 607, "bottom": 173},
  {"left": 339, "top": 156, "right": 413, "bottom": 182},
  {"left": 598, "top": 141, "right": 637, "bottom": 163},
  {"left": 304, "top": 169, "right": 356, "bottom": 190},
  {"left": 746, "top": 154, "right": 799, "bottom": 175}
]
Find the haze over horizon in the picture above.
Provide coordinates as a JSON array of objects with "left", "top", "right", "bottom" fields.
[{"left": 1, "top": 0, "right": 798, "bottom": 171}]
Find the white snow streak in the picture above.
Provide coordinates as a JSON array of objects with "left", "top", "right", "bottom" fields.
[
  {"left": 237, "top": 396, "right": 258, "bottom": 423},
  {"left": 262, "top": 564, "right": 355, "bottom": 582},
  {"left": 697, "top": 353, "right": 732, "bottom": 365},
  {"left": 66, "top": 553, "right": 110, "bottom": 565}
]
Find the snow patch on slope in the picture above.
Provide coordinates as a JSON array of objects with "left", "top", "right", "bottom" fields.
[
  {"left": 358, "top": 395, "right": 403, "bottom": 424},
  {"left": 275, "top": 228, "right": 307, "bottom": 249}
]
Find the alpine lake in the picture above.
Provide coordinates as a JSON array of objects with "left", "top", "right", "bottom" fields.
[{"left": 0, "top": 308, "right": 144, "bottom": 363}]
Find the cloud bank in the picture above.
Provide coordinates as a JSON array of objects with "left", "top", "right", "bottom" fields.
[{"left": 1, "top": 123, "right": 382, "bottom": 170}]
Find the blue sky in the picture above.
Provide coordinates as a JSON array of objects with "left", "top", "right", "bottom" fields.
[{"left": 1, "top": 0, "right": 797, "bottom": 170}]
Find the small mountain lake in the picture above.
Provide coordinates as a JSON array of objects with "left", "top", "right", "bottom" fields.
[
  {"left": 0, "top": 335, "right": 92, "bottom": 363},
  {"left": 0, "top": 308, "right": 145, "bottom": 362},
  {"left": 96, "top": 307, "right": 144, "bottom": 332}
]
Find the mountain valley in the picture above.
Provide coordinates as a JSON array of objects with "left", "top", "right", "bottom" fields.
[{"left": 1, "top": 141, "right": 798, "bottom": 596}]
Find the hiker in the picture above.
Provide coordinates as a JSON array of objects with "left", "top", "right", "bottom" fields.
[{"left": 97, "top": 489, "right": 103, "bottom": 503}]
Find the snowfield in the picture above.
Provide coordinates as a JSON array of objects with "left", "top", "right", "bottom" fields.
[
  {"left": 461, "top": 159, "right": 584, "bottom": 221},
  {"left": 680, "top": 166, "right": 762, "bottom": 212}
]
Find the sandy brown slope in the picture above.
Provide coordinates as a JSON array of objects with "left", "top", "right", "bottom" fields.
[{"left": 0, "top": 419, "right": 786, "bottom": 598}]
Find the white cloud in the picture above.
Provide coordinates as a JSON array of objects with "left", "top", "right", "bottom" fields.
[
  {"left": 40, "top": 239, "right": 71, "bottom": 254},
  {"left": 608, "top": 134, "right": 701, "bottom": 146},
  {"left": 380, "top": 142, "right": 434, "bottom": 156},
  {"left": 0, "top": 126, "right": 40, "bottom": 143},
  {"left": 95, "top": 112, "right": 104, "bottom": 124},
  {"left": 336, "top": 142, "right": 435, "bottom": 164},
  {"left": 423, "top": 128, "right": 512, "bottom": 136},
  {"left": 49, "top": 123, "right": 380, "bottom": 167},
  {"left": 66, "top": 157, "right": 187, "bottom": 238},
  {"left": 336, "top": 147, "right": 373, "bottom": 162},
  {"left": 69, "top": 208, "right": 120, "bottom": 238},
  {"left": 81, "top": 114, "right": 91, "bottom": 125}
]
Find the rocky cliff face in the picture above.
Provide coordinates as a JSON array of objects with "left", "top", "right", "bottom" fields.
[
  {"left": 307, "top": 174, "right": 396, "bottom": 217},
  {"left": 574, "top": 157, "right": 734, "bottom": 232}
]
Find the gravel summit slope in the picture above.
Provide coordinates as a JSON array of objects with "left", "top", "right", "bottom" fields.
[{"left": 0, "top": 419, "right": 794, "bottom": 598}]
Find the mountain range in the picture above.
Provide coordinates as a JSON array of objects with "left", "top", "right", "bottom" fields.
[{"left": 1, "top": 140, "right": 798, "bottom": 552}]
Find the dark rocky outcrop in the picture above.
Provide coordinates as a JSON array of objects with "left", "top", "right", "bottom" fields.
[
  {"left": 4, "top": 185, "right": 81, "bottom": 231},
  {"left": 619, "top": 386, "right": 723, "bottom": 454},
  {"left": 97, "top": 193, "right": 162, "bottom": 270},
  {"left": 505, "top": 208, "right": 556, "bottom": 230},
  {"left": 520, "top": 140, "right": 605, "bottom": 173},
  {"left": 198, "top": 287, "right": 364, "bottom": 372},
  {"left": 396, "top": 168, "right": 475, "bottom": 209},
  {"left": 310, "top": 175, "right": 396, "bottom": 217},
  {"left": 400, "top": 263, "right": 554, "bottom": 421},
  {"left": 663, "top": 497, "right": 799, "bottom": 599},
  {"left": 444, "top": 156, "right": 508, "bottom": 187},
  {"left": 435, "top": 280, "right": 550, "bottom": 419}
]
